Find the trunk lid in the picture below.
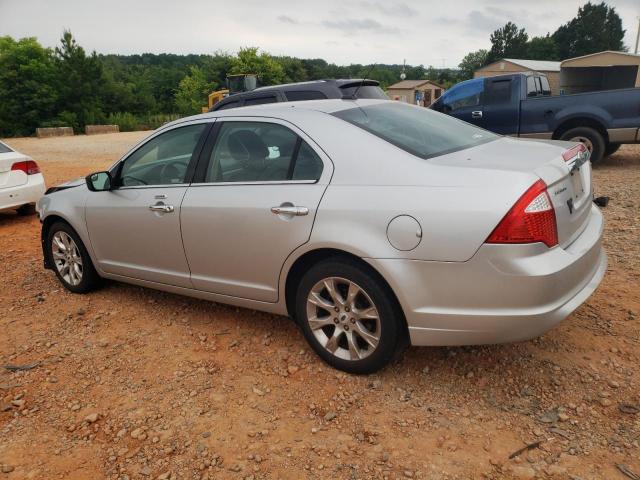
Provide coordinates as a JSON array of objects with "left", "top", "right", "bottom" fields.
[
  {"left": 0, "top": 152, "right": 29, "bottom": 190},
  {"left": 428, "top": 136, "right": 593, "bottom": 247}
]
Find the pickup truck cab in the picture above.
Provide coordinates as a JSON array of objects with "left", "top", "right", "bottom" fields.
[{"left": 431, "top": 72, "right": 640, "bottom": 162}]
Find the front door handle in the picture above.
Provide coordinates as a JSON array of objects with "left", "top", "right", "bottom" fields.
[
  {"left": 271, "top": 206, "right": 309, "bottom": 216},
  {"left": 471, "top": 110, "right": 483, "bottom": 119},
  {"left": 149, "top": 203, "right": 174, "bottom": 213}
]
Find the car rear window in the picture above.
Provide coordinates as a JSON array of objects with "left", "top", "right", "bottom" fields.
[
  {"left": 0, "top": 142, "right": 13, "bottom": 153},
  {"left": 339, "top": 85, "right": 388, "bottom": 99},
  {"left": 333, "top": 102, "right": 498, "bottom": 159}
]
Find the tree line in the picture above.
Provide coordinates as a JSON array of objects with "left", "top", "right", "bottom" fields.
[
  {"left": 458, "top": 2, "right": 626, "bottom": 79},
  {"left": 0, "top": 1, "right": 627, "bottom": 137}
]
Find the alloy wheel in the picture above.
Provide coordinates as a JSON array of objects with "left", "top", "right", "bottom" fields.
[
  {"left": 306, "top": 277, "right": 381, "bottom": 361},
  {"left": 51, "top": 231, "right": 83, "bottom": 286}
]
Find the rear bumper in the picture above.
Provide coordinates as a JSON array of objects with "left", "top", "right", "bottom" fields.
[
  {"left": 0, "top": 174, "right": 46, "bottom": 212},
  {"left": 368, "top": 204, "right": 606, "bottom": 346}
]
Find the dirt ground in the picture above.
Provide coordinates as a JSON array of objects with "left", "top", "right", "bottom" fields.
[{"left": 0, "top": 132, "right": 638, "bottom": 480}]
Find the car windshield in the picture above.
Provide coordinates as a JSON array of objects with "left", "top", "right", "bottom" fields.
[
  {"left": 333, "top": 102, "right": 498, "bottom": 159},
  {"left": 0, "top": 142, "right": 13, "bottom": 153}
]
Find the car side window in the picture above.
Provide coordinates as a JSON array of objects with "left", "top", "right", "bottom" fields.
[
  {"left": 204, "top": 122, "right": 323, "bottom": 183},
  {"left": 292, "top": 141, "right": 323, "bottom": 180},
  {"left": 244, "top": 95, "right": 278, "bottom": 106},
  {"left": 526, "top": 76, "right": 537, "bottom": 97},
  {"left": 484, "top": 79, "right": 511, "bottom": 105},
  {"left": 540, "top": 77, "right": 551, "bottom": 96},
  {"left": 440, "top": 79, "right": 483, "bottom": 112},
  {"left": 285, "top": 90, "right": 328, "bottom": 101},
  {"left": 119, "top": 124, "right": 206, "bottom": 187},
  {"left": 216, "top": 101, "right": 240, "bottom": 110}
]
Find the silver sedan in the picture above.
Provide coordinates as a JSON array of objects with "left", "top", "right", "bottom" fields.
[{"left": 37, "top": 99, "right": 607, "bottom": 373}]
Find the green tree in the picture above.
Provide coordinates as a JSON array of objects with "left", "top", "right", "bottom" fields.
[
  {"left": 0, "top": 36, "right": 59, "bottom": 136},
  {"left": 230, "top": 47, "right": 285, "bottom": 86},
  {"left": 458, "top": 49, "right": 488, "bottom": 79},
  {"left": 553, "top": 2, "right": 626, "bottom": 59},
  {"left": 487, "top": 22, "right": 529, "bottom": 64},
  {"left": 526, "top": 35, "right": 560, "bottom": 60},
  {"left": 54, "top": 30, "right": 105, "bottom": 131},
  {"left": 174, "top": 66, "right": 213, "bottom": 115}
]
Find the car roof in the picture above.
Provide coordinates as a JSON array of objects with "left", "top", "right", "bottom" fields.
[
  {"left": 250, "top": 78, "right": 379, "bottom": 92},
  {"left": 167, "top": 99, "right": 391, "bottom": 128}
]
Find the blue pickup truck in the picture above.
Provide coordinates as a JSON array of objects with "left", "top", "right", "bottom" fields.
[{"left": 430, "top": 72, "right": 640, "bottom": 163}]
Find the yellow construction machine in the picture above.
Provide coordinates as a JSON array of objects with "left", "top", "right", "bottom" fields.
[{"left": 202, "top": 74, "right": 258, "bottom": 112}]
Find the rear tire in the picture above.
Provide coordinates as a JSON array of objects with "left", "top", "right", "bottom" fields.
[
  {"left": 604, "top": 142, "right": 621, "bottom": 157},
  {"left": 45, "top": 221, "right": 101, "bottom": 293},
  {"left": 295, "top": 257, "right": 406, "bottom": 374},
  {"left": 560, "top": 127, "right": 605, "bottom": 164},
  {"left": 16, "top": 204, "right": 36, "bottom": 216}
]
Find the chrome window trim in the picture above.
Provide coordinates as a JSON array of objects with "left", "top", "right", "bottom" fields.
[
  {"left": 188, "top": 179, "right": 319, "bottom": 187},
  {"left": 116, "top": 184, "right": 190, "bottom": 190}
]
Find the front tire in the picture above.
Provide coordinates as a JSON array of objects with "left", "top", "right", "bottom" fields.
[
  {"left": 560, "top": 127, "right": 605, "bottom": 164},
  {"left": 45, "top": 221, "right": 101, "bottom": 293},
  {"left": 295, "top": 257, "right": 405, "bottom": 374}
]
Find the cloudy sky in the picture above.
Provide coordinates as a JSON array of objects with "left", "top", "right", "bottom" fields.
[{"left": 0, "top": 0, "right": 638, "bottom": 66}]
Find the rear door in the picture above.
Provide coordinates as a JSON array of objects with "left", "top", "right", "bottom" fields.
[
  {"left": 481, "top": 77, "right": 519, "bottom": 135},
  {"left": 180, "top": 118, "right": 332, "bottom": 302}
]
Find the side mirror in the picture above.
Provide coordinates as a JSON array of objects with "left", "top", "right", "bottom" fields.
[{"left": 85, "top": 171, "right": 112, "bottom": 192}]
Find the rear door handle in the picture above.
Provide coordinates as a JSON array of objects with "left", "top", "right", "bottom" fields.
[
  {"left": 471, "top": 110, "right": 483, "bottom": 119},
  {"left": 271, "top": 206, "right": 309, "bottom": 216},
  {"left": 149, "top": 203, "right": 174, "bottom": 213}
]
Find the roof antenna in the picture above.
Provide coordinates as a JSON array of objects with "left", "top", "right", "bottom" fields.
[{"left": 343, "top": 63, "right": 376, "bottom": 100}]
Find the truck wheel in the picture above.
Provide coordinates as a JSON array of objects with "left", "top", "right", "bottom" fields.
[
  {"left": 560, "top": 127, "right": 605, "bottom": 164},
  {"left": 604, "top": 143, "right": 621, "bottom": 157}
]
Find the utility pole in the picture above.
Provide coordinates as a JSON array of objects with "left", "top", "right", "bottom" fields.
[{"left": 635, "top": 16, "right": 640, "bottom": 54}]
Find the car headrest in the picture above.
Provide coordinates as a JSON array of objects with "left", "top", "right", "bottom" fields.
[{"left": 228, "top": 130, "right": 268, "bottom": 167}]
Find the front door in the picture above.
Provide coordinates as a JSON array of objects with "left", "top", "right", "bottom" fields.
[
  {"left": 180, "top": 119, "right": 331, "bottom": 302},
  {"left": 85, "top": 122, "right": 209, "bottom": 287}
]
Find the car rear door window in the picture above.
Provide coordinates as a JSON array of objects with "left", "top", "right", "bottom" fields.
[
  {"left": 203, "top": 122, "right": 323, "bottom": 183},
  {"left": 484, "top": 79, "right": 511, "bottom": 104},
  {"left": 292, "top": 141, "right": 323, "bottom": 180},
  {"left": 216, "top": 101, "right": 240, "bottom": 110},
  {"left": 284, "top": 90, "right": 328, "bottom": 101},
  {"left": 119, "top": 123, "right": 206, "bottom": 187},
  {"left": 244, "top": 95, "right": 278, "bottom": 106}
]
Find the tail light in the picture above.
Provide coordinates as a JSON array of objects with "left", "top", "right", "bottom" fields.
[
  {"left": 486, "top": 179, "right": 558, "bottom": 248},
  {"left": 11, "top": 160, "right": 40, "bottom": 175},
  {"left": 562, "top": 143, "right": 586, "bottom": 162}
]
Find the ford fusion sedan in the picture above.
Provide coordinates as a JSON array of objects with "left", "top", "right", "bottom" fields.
[
  {"left": 0, "top": 140, "right": 45, "bottom": 215},
  {"left": 37, "top": 100, "right": 607, "bottom": 373}
]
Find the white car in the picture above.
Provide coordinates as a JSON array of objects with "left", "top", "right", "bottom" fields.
[{"left": 0, "top": 140, "right": 46, "bottom": 215}]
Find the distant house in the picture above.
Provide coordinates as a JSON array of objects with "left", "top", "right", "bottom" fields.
[
  {"left": 474, "top": 59, "right": 562, "bottom": 94},
  {"left": 386, "top": 80, "right": 445, "bottom": 107}
]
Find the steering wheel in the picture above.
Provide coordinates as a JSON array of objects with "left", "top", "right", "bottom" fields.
[{"left": 160, "top": 160, "right": 186, "bottom": 184}]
